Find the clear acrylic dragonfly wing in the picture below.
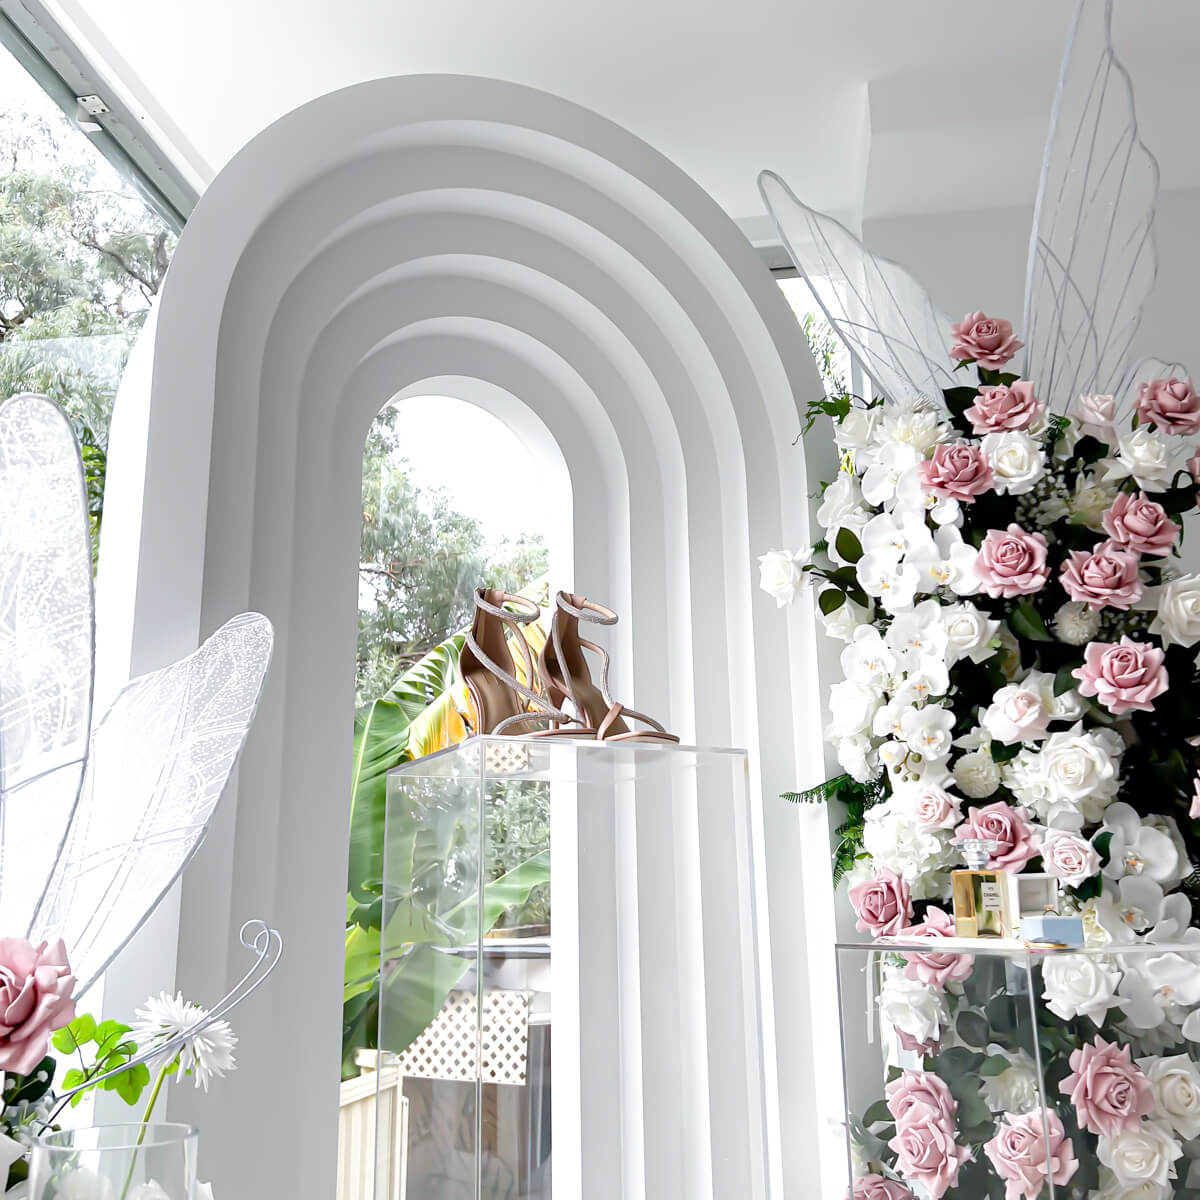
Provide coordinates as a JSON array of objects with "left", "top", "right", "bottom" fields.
[
  {"left": 758, "top": 169, "right": 958, "bottom": 407},
  {"left": 0, "top": 394, "right": 94, "bottom": 938},
  {"left": 1023, "top": 0, "right": 1159, "bottom": 414},
  {"left": 30, "top": 612, "right": 273, "bottom": 994}
]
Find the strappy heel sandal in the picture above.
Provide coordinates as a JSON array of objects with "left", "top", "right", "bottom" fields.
[
  {"left": 539, "top": 591, "right": 679, "bottom": 745},
  {"left": 458, "top": 588, "right": 572, "bottom": 737}
]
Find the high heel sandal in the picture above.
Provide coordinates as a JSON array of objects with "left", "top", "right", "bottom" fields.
[
  {"left": 458, "top": 588, "right": 573, "bottom": 736},
  {"left": 539, "top": 591, "right": 679, "bottom": 744}
]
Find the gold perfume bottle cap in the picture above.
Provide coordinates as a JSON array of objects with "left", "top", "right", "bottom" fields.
[{"left": 959, "top": 837, "right": 999, "bottom": 870}]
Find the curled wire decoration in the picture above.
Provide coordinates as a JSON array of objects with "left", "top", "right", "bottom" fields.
[{"left": 56, "top": 920, "right": 283, "bottom": 1104}]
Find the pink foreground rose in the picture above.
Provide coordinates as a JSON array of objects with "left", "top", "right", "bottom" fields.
[
  {"left": 984, "top": 1108, "right": 1077, "bottom": 1200},
  {"left": 1073, "top": 637, "right": 1168, "bottom": 715},
  {"left": 1059, "top": 542, "right": 1145, "bottom": 611},
  {"left": 1137, "top": 376, "right": 1200, "bottom": 435},
  {"left": 919, "top": 442, "right": 994, "bottom": 503},
  {"left": 886, "top": 1069, "right": 958, "bottom": 1127},
  {"left": 965, "top": 382, "right": 1044, "bottom": 434},
  {"left": 1102, "top": 492, "right": 1179, "bottom": 556},
  {"left": 849, "top": 1176, "right": 915, "bottom": 1200},
  {"left": 974, "top": 525, "right": 1049, "bottom": 598},
  {"left": 903, "top": 907, "right": 974, "bottom": 988},
  {"left": 1040, "top": 829, "right": 1100, "bottom": 887},
  {"left": 888, "top": 1109, "right": 971, "bottom": 1200},
  {"left": 950, "top": 311, "right": 1023, "bottom": 368},
  {"left": 0, "top": 938, "right": 77, "bottom": 1075},
  {"left": 1060, "top": 1036, "right": 1152, "bottom": 1136},
  {"left": 848, "top": 868, "right": 912, "bottom": 938},
  {"left": 954, "top": 802, "right": 1040, "bottom": 872}
]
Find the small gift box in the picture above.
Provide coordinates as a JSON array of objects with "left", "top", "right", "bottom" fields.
[{"left": 1018, "top": 913, "right": 1084, "bottom": 947}]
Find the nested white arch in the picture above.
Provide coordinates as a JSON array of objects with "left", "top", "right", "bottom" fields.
[{"left": 101, "top": 74, "right": 839, "bottom": 1200}]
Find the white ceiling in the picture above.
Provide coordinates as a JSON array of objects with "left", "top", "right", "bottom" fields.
[{"left": 53, "top": 0, "right": 1200, "bottom": 224}]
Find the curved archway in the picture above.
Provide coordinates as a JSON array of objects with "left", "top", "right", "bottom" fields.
[{"left": 102, "top": 74, "right": 835, "bottom": 1199}]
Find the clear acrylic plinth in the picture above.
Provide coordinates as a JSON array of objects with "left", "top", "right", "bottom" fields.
[
  {"left": 837, "top": 938, "right": 1200, "bottom": 1199},
  {"left": 372, "top": 736, "right": 767, "bottom": 1200}
]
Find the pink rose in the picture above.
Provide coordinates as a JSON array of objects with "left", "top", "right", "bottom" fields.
[
  {"left": 1073, "top": 636, "right": 1168, "bottom": 715},
  {"left": 984, "top": 1109, "right": 1078, "bottom": 1200},
  {"left": 903, "top": 907, "right": 974, "bottom": 988},
  {"left": 1060, "top": 1036, "right": 1152, "bottom": 1136},
  {"left": 954, "top": 802, "right": 1040, "bottom": 872},
  {"left": 849, "top": 1176, "right": 915, "bottom": 1200},
  {"left": 965, "top": 382, "right": 1044, "bottom": 434},
  {"left": 919, "top": 442, "right": 994, "bottom": 503},
  {"left": 886, "top": 1069, "right": 958, "bottom": 1127},
  {"left": 1137, "top": 377, "right": 1200, "bottom": 435},
  {"left": 888, "top": 1109, "right": 971, "bottom": 1200},
  {"left": 974, "top": 524, "right": 1049, "bottom": 598},
  {"left": 1040, "top": 829, "right": 1100, "bottom": 887},
  {"left": 1073, "top": 394, "right": 1116, "bottom": 441},
  {"left": 1189, "top": 447, "right": 1200, "bottom": 484},
  {"left": 896, "top": 783, "right": 961, "bottom": 832},
  {"left": 1059, "top": 542, "right": 1145, "bottom": 611},
  {"left": 949, "top": 311, "right": 1023, "bottom": 368},
  {"left": 981, "top": 684, "right": 1050, "bottom": 744},
  {"left": 0, "top": 938, "right": 76, "bottom": 1075},
  {"left": 849, "top": 868, "right": 912, "bottom": 938},
  {"left": 1102, "top": 492, "right": 1180, "bottom": 556}
]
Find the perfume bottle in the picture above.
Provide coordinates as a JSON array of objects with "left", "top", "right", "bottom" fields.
[{"left": 952, "top": 838, "right": 1011, "bottom": 938}]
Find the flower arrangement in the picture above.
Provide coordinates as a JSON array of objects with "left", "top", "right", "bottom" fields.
[
  {"left": 762, "top": 311, "right": 1200, "bottom": 1197},
  {"left": 0, "top": 936, "right": 235, "bottom": 1197}
]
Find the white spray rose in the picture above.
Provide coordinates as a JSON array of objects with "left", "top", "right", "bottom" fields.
[
  {"left": 1138, "top": 1055, "right": 1200, "bottom": 1140},
  {"left": 940, "top": 601, "right": 1000, "bottom": 665},
  {"left": 826, "top": 680, "right": 883, "bottom": 737},
  {"left": 981, "top": 430, "right": 1046, "bottom": 495},
  {"left": 1152, "top": 575, "right": 1200, "bottom": 648},
  {"left": 1098, "top": 1120, "right": 1183, "bottom": 1189},
  {"left": 815, "top": 473, "right": 865, "bottom": 529},
  {"left": 1041, "top": 953, "right": 1119, "bottom": 1025},
  {"left": 1105, "top": 427, "right": 1178, "bottom": 493},
  {"left": 1039, "top": 723, "right": 1121, "bottom": 819},
  {"left": 757, "top": 548, "right": 810, "bottom": 608},
  {"left": 834, "top": 407, "right": 881, "bottom": 468},
  {"left": 877, "top": 973, "right": 949, "bottom": 1048}
]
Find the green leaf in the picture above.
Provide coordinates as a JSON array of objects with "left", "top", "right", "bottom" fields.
[
  {"left": 94, "top": 1020, "right": 133, "bottom": 1057},
  {"left": 835, "top": 527, "right": 863, "bottom": 564},
  {"left": 52, "top": 1013, "right": 97, "bottom": 1054},
  {"left": 955, "top": 1010, "right": 990, "bottom": 1048},
  {"left": 980, "top": 1055, "right": 1010, "bottom": 1077},
  {"left": 1054, "top": 664, "right": 1079, "bottom": 696},
  {"left": 818, "top": 588, "right": 846, "bottom": 616},
  {"left": 1093, "top": 831, "right": 1113, "bottom": 867},
  {"left": 1009, "top": 602, "right": 1051, "bottom": 642},
  {"left": 61, "top": 1068, "right": 86, "bottom": 1091},
  {"left": 989, "top": 741, "right": 1021, "bottom": 764},
  {"left": 862, "top": 1099, "right": 892, "bottom": 1126}
]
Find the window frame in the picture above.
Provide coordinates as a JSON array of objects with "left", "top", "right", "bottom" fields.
[{"left": 0, "top": 0, "right": 196, "bottom": 231}]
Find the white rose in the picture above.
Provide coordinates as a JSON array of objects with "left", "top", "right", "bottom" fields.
[
  {"left": 1069, "top": 471, "right": 1119, "bottom": 530},
  {"left": 1105, "top": 428, "right": 1178, "bottom": 493},
  {"left": 981, "top": 684, "right": 1051, "bottom": 744},
  {"left": 1138, "top": 1055, "right": 1200, "bottom": 1140},
  {"left": 1022, "top": 668, "right": 1085, "bottom": 723},
  {"left": 979, "top": 1045, "right": 1041, "bottom": 1114},
  {"left": 879, "top": 398, "right": 953, "bottom": 455},
  {"left": 952, "top": 749, "right": 1000, "bottom": 799},
  {"left": 1055, "top": 600, "right": 1102, "bottom": 646},
  {"left": 941, "top": 602, "right": 1000, "bottom": 665},
  {"left": 892, "top": 782, "right": 961, "bottom": 831},
  {"left": 877, "top": 973, "right": 949, "bottom": 1047},
  {"left": 1098, "top": 1121, "right": 1183, "bottom": 1189},
  {"left": 1152, "top": 575, "right": 1200, "bottom": 648},
  {"left": 835, "top": 407, "right": 880, "bottom": 465},
  {"left": 1074, "top": 392, "right": 1116, "bottom": 441},
  {"left": 816, "top": 474, "right": 865, "bottom": 529},
  {"left": 899, "top": 704, "right": 955, "bottom": 761},
  {"left": 1040, "top": 723, "right": 1121, "bottom": 816},
  {"left": 981, "top": 430, "right": 1046, "bottom": 495},
  {"left": 863, "top": 805, "right": 950, "bottom": 897},
  {"left": 1042, "top": 828, "right": 1101, "bottom": 886},
  {"left": 837, "top": 733, "right": 879, "bottom": 784},
  {"left": 826, "top": 679, "right": 883, "bottom": 738},
  {"left": 819, "top": 595, "right": 874, "bottom": 642},
  {"left": 1041, "top": 953, "right": 1119, "bottom": 1025},
  {"left": 1091, "top": 1171, "right": 1169, "bottom": 1199},
  {"left": 757, "top": 548, "right": 810, "bottom": 608}
]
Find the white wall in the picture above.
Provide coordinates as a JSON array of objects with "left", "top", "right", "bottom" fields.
[{"left": 865, "top": 186, "right": 1200, "bottom": 370}]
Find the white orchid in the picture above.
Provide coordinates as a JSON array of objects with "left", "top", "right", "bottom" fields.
[
  {"left": 861, "top": 441, "right": 922, "bottom": 508},
  {"left": 898, "top": 704, "right": 955, "bottom": 761},
  {"left": 1102, "top": 803, "right": 1180, "bottom": 883},
  {"left": 857, "top": 548, "right": 919, "bottom": 613},
  {"left": 839, "top": 625, "right": 897, "bottom": 688}
]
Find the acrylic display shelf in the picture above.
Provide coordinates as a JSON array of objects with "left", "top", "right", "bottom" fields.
[
  {"left": 371, "top": 736, "right": 769, "bottom": 1200},
  {"left": 837, "top": 939, "right": 1200, "bottom": 1200}
]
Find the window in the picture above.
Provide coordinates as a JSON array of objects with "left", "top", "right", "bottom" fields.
[{"left": 0, "top": 34, "right": 177, "bottom": 560}]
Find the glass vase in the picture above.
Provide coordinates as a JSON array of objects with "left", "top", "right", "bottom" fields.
[{"left": 29, "top": 1123, "right": 198, "bottom": 1200}]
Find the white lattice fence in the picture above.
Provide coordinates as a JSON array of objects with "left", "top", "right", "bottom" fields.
[{"left": 398, "top": 989, "right": 533, "bottom": 1086}]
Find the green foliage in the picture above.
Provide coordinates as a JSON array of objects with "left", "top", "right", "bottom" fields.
[
  {"left": 49, "top": 1012, "right": 148, "bottom": 1108},
  {"left": 784, "top": 772, "right": 887, "bottom": 884}
]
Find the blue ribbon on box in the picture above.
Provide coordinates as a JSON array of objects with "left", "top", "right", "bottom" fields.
[{"left": 1019, "top": 914, "right": 1084, "bottom": 947}]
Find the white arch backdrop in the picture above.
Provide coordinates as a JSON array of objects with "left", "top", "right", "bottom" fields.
[{"left": 100, "top": 74, "right": 839, "bottom": 1199}]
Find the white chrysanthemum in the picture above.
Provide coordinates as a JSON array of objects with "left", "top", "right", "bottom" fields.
[
  {"left": 130, "top": 991, "right": 238, "bottom": 1091},
  {"left": 952, "top": 749, "right": 1000, "bottom": 799},
  {"left": 1054, "top": 601, "right": 1101, "bottom": 646}
]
